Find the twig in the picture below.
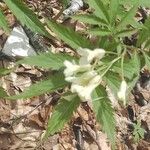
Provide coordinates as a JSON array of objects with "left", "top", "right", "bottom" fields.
[{"left": 11, "top": 96, "right": 51, "bottom": 125}]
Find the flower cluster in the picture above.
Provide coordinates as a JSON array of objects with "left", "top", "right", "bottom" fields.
[{"left": 64, "top": 48, "right": 105, "bottom": 102}]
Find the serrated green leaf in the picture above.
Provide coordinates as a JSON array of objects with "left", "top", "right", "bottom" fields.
[
  {"left": 0, "top": 9, "right": 10, "bottom": 33},
  {"left": 117, "top": 4, "right": 138, "bottom": 30},
  {"left": 45, "top": 94, "right": 80, "bottom": 137},
  {"left": 17, "top": 52, "right": 74, "bottom": 70},
  {"left": 115, "top": 29, "right": 137, "bottom": 37},
  {"left": 92, "top": 85, "right": 116, "bottom": 147},
  {"left": 46, "top": 19, "right": 92, "bottom": 49},
  {"left": 4, "top": 0, "right": 50, "bottom": 37},
  {"left": 137, "top": 17, "right": 150, "bottom": 47},
  {"left": 88, "top": 28, "right": 111, "bottom": 36},
  {"left": 87, "top": 0, "right": 110, "bottom": 23},
  {"left": 104, "top": 72, "right": 121, "bottom": 96},
  {"left": 112, "top": 52, "right": 141, "bottom": 79},
  {"left": 109, "top": 0, "right": 119, "bottom": 25},
  {"left": 72, "top": 14, "right": 108, "bottom": 26},
  {"left": 0, "top": 87, "right": 8, "bottom": 98},
  {"left": 9, "top": 73, "right": 68, "bottom": 100}
]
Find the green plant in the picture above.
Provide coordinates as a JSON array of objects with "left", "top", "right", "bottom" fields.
[
  {"left": 133, "top": 120, "right": 145, "bottom": 142},
  {"left": 0, "top": 0, "right": 150, "bottom": 149}
]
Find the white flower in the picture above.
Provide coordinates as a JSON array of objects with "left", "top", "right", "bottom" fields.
[
  {"left": 71, "top": 75, "right": 101, "bottom": 101},
  {"left": 64, "top": 60, "right": 91, "bottom": 77},
  {"left": 69, "top": 70, "right": 98, "bottom": 84},
  {"left": 78, "top": 48, "right": 105, "bottom": 65},
  {"left": 117, "top": 80, "right": 127, "bottom": 105},
  {"left": 63, "top": 47, "right": 105, "bottom": 102}
]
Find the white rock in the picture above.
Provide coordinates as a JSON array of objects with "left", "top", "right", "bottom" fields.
[
  {"left": 63, "top": 0, "right": 83, "bottom": 17},
  {"left": 2, "top": 26, "right": 36, "bottom": 57}
]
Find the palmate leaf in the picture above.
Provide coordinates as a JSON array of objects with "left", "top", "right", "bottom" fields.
[
  {"left": 9, "top": 73, "right": 68, "bottom": 100},
  {"left": 4, "top": 0, "right": 50, "bottom": 37},
  {"left": 17, "top": 52, "right": 74, "bottom": 70},
  {"left": 46, "top": 19, "right": 92, "bottom": 49},
  {"left": 72, "top": 14, "right": 108, "bottom": 26},
  {"left": 116, "top": 4, "right": 138, "bottom": 31},
  {"left": 0, "top": 9, "right": 10, "bottom": 33},
  {"left": 92, "top": 85, "right": 116, "bottom": 148},
  {"left": 45, "top": 94, "right": 80, "bottom": 137},
  {"left": 87, "top": 0, "right": 110, "bottom": 23}
]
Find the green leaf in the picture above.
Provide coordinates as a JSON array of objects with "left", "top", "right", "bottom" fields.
[
  {"left": 133, "top": 121, "right": 145, "bottom": 142},
  {"left": 143, "top": 52, "right": 150, "bottom": 69},
  {"left": 72, "top": 14, "right": 108, "bottom": 26},
  {"left": 0, "top": 68, "right": 12, "bottom": 77},
  {"left": 127, "top": 76, "right": 139, "bottom": 95},
  {"left": 104, "top": 72, "right": 121, "bottom": 97},
  {"left": 46, "top": 19, "right": 92, "bottom": 49},
  {"left": 139, "top": 0, "right": 150, "bottom": 7},
  {"left": 115, "top": 29, "right": 137, "bottom": 37},
  {"left": 112, "top": 52, "right": 141, "bottom": 80},
  {"left": 0, "top": 9, "right": 10, "bottom": 33},
  {"left": 109, "top": 0, "right": 119, "bottom": 25},
  {"left": 119, "top": 0, "right": 150, "bottom": 7},
  {"left": 17, "top": 52, "right": 74, "bottom": 70},
  {"left": 4, "top": 0, "right": 50, "bottom": 37},
  {"left": 9, "top": 73, "right": 68, "bottom": 100},
  {"left": 92, "top": 85, "right": 116, "bottom": 147},
  {"left": 88, "top": 28, "right": 111, "bottom": 36},
  {"left": 137, "top": 17, "right": 150, "bottom": 47},
  {"left": 117, "top": 4, "right": 138, "bottom": 30},
  {"left": 45, "top": 94, "right": 80, "bottom": 137},
  {"left": 0, "top": 87, "right": 8, "bottom": 98},
  {"left": 87, "top": 0, "right": 110, "bottom": 23}
]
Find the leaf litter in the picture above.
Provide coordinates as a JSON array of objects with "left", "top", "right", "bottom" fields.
[{"left": 0, "top": 0, "right": 150, "bottom": 150}]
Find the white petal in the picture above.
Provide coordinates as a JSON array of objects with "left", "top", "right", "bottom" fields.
[
  {"left": 65, "top": 76, "right": 76, "bottom": 82},
  {"left": 78, "top": 48, "right": 105, "bottom": 65},
  {"left": 71, "top": 84, "right": 92, "bottom": 101},
  {"left": 117, "top": 80, "right": 127, "bottom": 105},
  {"left": 71, "top": 75, "right": 101, "bottom": 102},
  {"left": 88, "top": 48, "right": 105, "bottom": 61},
  {"left": 63, "top": 60, "right": 80, "bottom": 77},
  {"left": 64, "top": 60, "right": 91, "bottom": 77}
]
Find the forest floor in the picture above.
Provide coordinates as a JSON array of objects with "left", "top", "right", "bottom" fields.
[{"left": 0, "top": 0, "right": 150, "bottom": 150}]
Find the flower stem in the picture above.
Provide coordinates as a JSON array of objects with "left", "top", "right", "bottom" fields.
[{"left": 100, "top": 56, "right": 121, "bottom": 77}]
